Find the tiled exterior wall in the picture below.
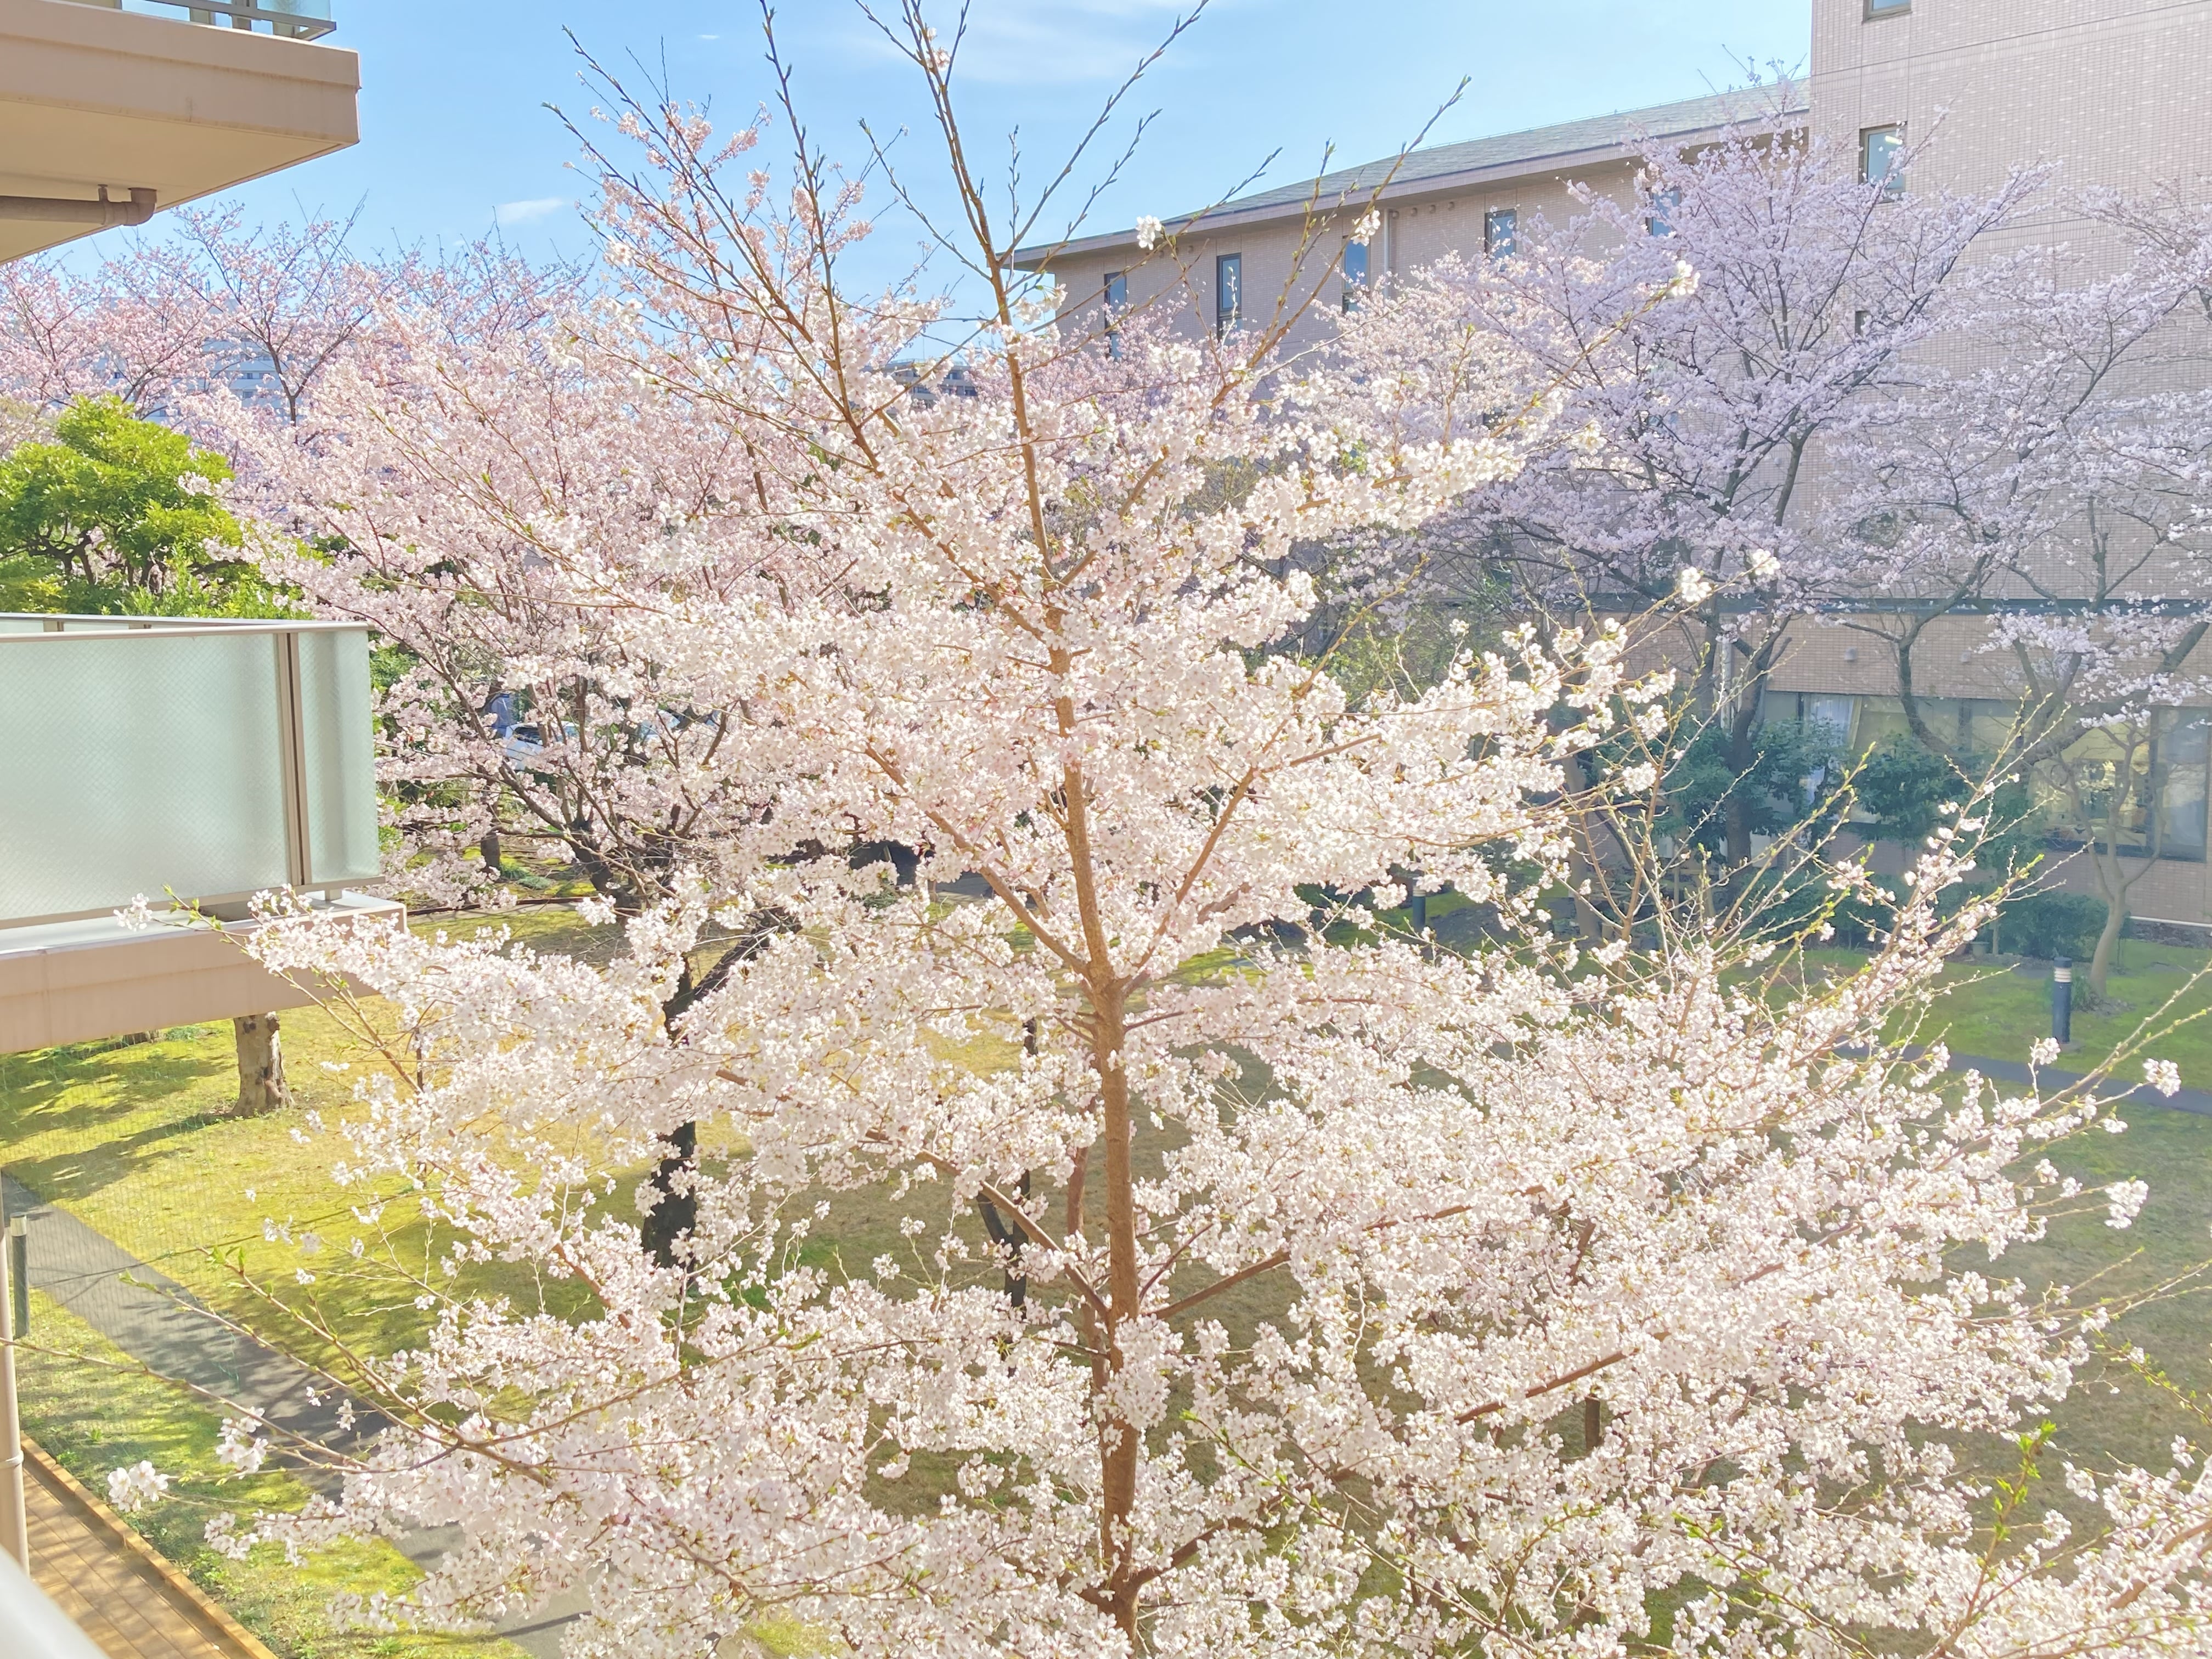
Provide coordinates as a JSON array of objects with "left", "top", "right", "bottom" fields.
[
  {"left": 1044, "top": 162, "right": 1646, "bottom": 358},
  {"left": 1810, "top": 0, "right": 2212, "bottom": 255}
]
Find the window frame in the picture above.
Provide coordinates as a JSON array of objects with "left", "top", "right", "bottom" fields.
[
  {"left": 1860, "top": 123, "right": 1906, "bottom": 201},
  {"left": 1483, "top": 207, "right": 1519, "bottom": 260},
  {"left": 1864, "top": 0, "right": 1910, "bottom": 18},
  {"left": 1214, "top": 251, "right": 1242, "bottom": 336},
  {"left": 1340, "top": 240, "right": 1368, "bottom": 311},
  {"left": 1644, "top": 187, "right": 1681, "bottom": 239},
  {"left": 1103, "top": 271, "right": 1127, "bottom": 357}
]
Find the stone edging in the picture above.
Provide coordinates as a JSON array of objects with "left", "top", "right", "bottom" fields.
[{"left": 21, "top": 1434, "right": 282, "bottom": 1659}]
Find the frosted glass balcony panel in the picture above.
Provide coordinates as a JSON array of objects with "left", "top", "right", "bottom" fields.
[
  {"left": 0, "top": 630, "right": 291, "bottom": 920},
  {"left": 297, "top": 625, "right": 380, "bottom": 883}
]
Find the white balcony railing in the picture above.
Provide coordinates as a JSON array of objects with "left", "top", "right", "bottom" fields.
[
  {"left": 60, "top": 0, "right": 336, "bottom": 41},
  {"left": 0, "top": 614, "right": 379, "bottom": 930}
]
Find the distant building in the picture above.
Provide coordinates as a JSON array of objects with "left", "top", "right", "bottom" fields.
[{"left": 1013, "top": 1, "right": 2212, "bottom": 940}]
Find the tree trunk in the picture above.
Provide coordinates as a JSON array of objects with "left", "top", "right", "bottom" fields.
[
  {"left": 640, "top": 913, "right": 790, "bottom": 1267},
  {"left": 2087, "top": 886, "right": 2127, "bottom": 1000},
  {"left": 1088, "top": 975, "right": 1143, "bottom": 1643},
  {"left": 232, "top": 1013, "right": 289, "bottom": 1116},
  {"left": 1723, "top": 689, "right": 1761, "bottom": 872},
  {"left": 479, "top": 828, "right": 503, "bottom": 877}
]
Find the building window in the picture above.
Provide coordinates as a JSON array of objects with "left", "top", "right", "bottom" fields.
[
  {"left": 1103, "top": 271, "right": 1126, "bottom": 357},
  {"left": 1215, "top": 252, "right": 1242, "bottom": 335},
  {"left": 1645, "top": 187, "right": 1680, "bottom": 238},
  {"left": 1484, "top": 207, "right": 1518, "bottom": 259},
  {"left": 1865, "top": 0, "right": 1910, "bottom": 16},
  {"left": 1861, "top": 125, "right": 1906, "bottom": 200},
  {"left": 1341, "top": 240, "right": 1368, "bottom": 311},
  {"left": 1754, "top": 691, "right": 2212, "bottom": 862}
]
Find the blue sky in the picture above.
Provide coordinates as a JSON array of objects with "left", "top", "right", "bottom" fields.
[{"left": 132, "top": 0, "right": 1810, "bottom": 288}]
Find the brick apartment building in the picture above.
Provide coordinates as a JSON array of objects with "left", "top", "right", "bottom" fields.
[{"left": 1014, "top": 0, "right": 2212, "bottom": 936}]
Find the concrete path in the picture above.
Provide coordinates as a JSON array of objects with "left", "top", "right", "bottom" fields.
[
  {"left": 0, "top": 1172, "right": 585, "bottom": 1657},
  {"left": 1944, "top": 1052, "right": 2212, "bottom": 1116}
]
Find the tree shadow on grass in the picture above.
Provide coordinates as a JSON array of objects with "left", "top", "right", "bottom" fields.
[
  {"left": 0, "top": 1040, "right": 228, "bottom": 1124},
  {"left": 2, "top": 1107, "right": 242, "bottom": 1209}
]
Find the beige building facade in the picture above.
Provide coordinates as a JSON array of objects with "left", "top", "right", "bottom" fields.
[
  {"left": 1026, "top": 89, "right": 1799, "bottom": 358},
  {"left": 1014, "top": 0, "right": 2212, "bottom": 937}
]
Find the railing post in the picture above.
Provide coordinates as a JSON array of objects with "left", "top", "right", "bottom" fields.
[
  {"left": 0, "top": 1213, "right": 27, "bottom": 1571},
  {"left": 274, "top": 627, "right": 312, "bottom": 889}
]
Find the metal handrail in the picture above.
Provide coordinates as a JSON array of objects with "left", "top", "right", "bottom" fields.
[
  {"left": 0, "top": 612, "right": 364, "bottom": 640},
  {"left": 59, "top": 0, "right": 336, "bottom": 42}
]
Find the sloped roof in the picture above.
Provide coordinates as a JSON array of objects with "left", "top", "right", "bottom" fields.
[{"left": 1011, "top": 87, "right": 1805, "bottom": 265}]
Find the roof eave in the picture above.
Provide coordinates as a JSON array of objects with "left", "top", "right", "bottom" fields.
[{"left": 1006, "top": 105, "right": 1806, "bottom": 271}]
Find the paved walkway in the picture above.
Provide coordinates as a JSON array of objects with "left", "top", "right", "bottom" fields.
[
  {"left": 0, "top": 1173, "right": 585, "bottom": 1657},
  {"left": 24, "top": 1435, "right": 275, "bottom": 1659},
  {"left": 1943, "top": 1052, "right": 2212, "bottom": 1115}
]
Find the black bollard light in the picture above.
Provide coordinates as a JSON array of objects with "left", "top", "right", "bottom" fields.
[
  {"left": 1409, "top": 891, "right": 1427, "bottom": 936},
  {"left": 2052, "top": 956, "right": 2073, "bottom": 1048}
]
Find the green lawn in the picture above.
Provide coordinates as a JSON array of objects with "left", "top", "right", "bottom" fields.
[
  {"left": 1776, "top": 940, "right": 2212, "bottom": 1090},
  {"left": 18, "top": 1290, "right": 522, "bottom": 1659},
  {"left": 0, "top": 908, "right": 620, "bottom": 1366}
]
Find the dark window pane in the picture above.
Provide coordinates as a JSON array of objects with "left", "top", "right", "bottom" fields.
[
  {"left": 2160, "top": 712, "right": 2210, "bottom": 857},
  {"left": 1341, "top": 241, "right": 1368, "bottom": 310},
  {"left": 1645, "top": 188, "right": 1680, "bottom": 238},
  {"left": 1861, "top": 125, "right": 1905, "bottom": 199},
  {"left": 1485, "top": 207, "right": 1517, "bottom": 258},
  {"left": 1215, "top": 252, "right": 1242, "bottom": 334}
]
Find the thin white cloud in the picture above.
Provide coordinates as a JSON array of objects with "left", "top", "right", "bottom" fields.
[
  {"left": 493, "top": 196, "right": 570, "bottom": 227},
  {"left": 809, "top": 0, "right": 1217, "bottom": 88}
]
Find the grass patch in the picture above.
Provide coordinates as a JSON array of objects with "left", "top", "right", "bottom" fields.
[
  {"left": 18, "top": 1290, "right": 522, "bottom": 1659},
  {"left": 1776, "top": 941, "right": 2212, "bottom": 1088},
  {"left": 0, "top": 909, "right": 624, "bottom": 1378}
]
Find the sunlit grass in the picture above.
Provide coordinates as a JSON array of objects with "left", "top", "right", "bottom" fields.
[{"left": 18, "top": 1290, "right": 524, "bottom": 1659}]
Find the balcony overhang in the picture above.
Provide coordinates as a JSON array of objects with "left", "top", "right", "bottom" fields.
[
  {"left": 0, "top": 0, "right": 359, "bottom": 263},
  {"left": 0, "top": 894, "right": 402, "bottom": 1053},
  {"left": 0, "top": 612, "right": 388, "bottom": 1049}
]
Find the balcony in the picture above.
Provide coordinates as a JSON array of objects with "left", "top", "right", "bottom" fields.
[
  {"left": 86, "top": 0, "right": 336, "bottom": 42},
  {"left": 0, "top": 616, "right": 396, "bottom": 1053},
  {"left": 0, "top": 0, "right": 359, "bottom": 264}
]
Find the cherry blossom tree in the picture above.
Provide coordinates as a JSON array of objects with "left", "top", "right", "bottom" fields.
[
  {"left": 198, "top": 16, "right": 2212, "bottom": 1658},
  {"left": 1829, "top": 196, "right": 2212, "bottom": 994},
  {"left": 1373, "top": 115, "right": 2041, "bottom": 878},
  {"left": 0, "top": 207, "right": 580, "bottom": 430},
  {"left": 217, "top": 294, "right": 769, "bottom": 915}
]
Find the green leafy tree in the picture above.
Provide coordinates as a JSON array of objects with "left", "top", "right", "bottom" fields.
[
  {"left": 0, "top": 396, "right": 283, "bottom": 614},
  {"left": 1663, "top": 715, "right": 1846, "bottom": 855}
]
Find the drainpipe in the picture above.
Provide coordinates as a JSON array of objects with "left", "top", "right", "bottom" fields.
[{"left": 0, "top": 187, "right": 157, "bottom": 227}]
